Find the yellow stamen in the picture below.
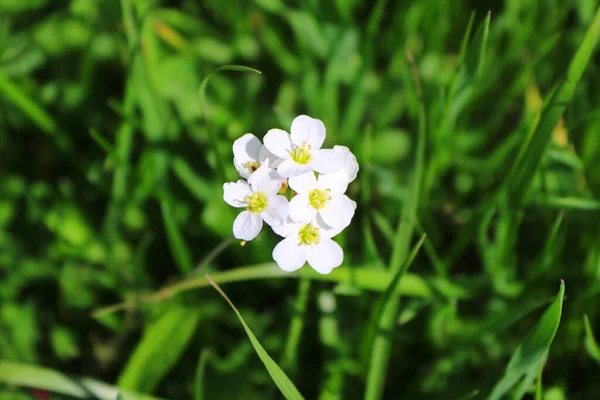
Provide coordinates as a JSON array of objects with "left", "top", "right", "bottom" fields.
[
  {"left": 308, "top": 188, "right": 332, "bottom": 210},
  {"left": 298, "top": 224, "right": 320, "bottom": 246},
  {"left": 290, "top": 141, "right": 312, "bottom": 164},
  {"left": 244, "top": 160, "right": 261, "bottom": 173},
  {"left": 245, "top": 192, "right": 267, "bottom": 213}
]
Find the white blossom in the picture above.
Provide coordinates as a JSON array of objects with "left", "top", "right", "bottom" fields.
[
  {"left": 233, "top": 133, "right": 282, "bottom": 179},
  {"left": 223, "top": 163, "right": 288, "bottom": 241},
  {"left": 272, "top": 216, "right": 343, "bottom": 274},
  {"left": 288, "top": 171, "right": 356, "bottom": 230},
  {"left": 263, "top": 115, "right": 344, "bottom": 178}
]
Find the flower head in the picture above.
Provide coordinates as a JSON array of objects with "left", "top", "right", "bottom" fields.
[
  {"left": 233, "top": 133, "right": 282, "bottom": 179},
  {"left": 272, "top": 216, "right": 343, "bottom": 274},
  {"left": 288, "top": 171, "right": 356, "bottom": 230},
  {"left": 263, "top": 115, "right": 344, "bottom": 178},
  {"left": 223, "top": 163, "right": 288, "bottom": 241}
]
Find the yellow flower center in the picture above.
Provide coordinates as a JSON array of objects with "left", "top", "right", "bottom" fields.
[
  {"left": 298, "top": 224, "right": 320, "bottom": 246},
  {"left": 308, "top": 188, "right": 331, "bottom": 210},
  {"left": 290, "top": 141, "right": 312, "bottom": 164},
  {"left": 244, "top": 160, "right": 261, "bottom": 173},
  {"left": 245, "top": 192, "right": 267, "bottom": 213}
]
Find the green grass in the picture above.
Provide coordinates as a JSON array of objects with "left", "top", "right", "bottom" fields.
[{"left": 1, "top": 0, "right": 600, "bottom": 399}]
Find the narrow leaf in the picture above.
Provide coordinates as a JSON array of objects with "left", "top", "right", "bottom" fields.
[
  {"left": 505, "top": 7, "right": 600, "bottom": 206},
  {"left": 207, "top": 275, "right": 304, "bottom": 399},
  {"left": 118, "top": 306, "right": 201, "bottom": 393},
  {"left": 0, "top": 362, "right": 163, "bottom": 400},
  {"left": 488, "top": 281, "right": 565, "bottom": 400},
  {"left": 583, "top": 315, "right": 600, "bottom": 364}
]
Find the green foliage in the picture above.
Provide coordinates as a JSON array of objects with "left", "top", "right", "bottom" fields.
[
  {"left": 118, "top": 306, "right": 201, "bottom": 393},
  {"left": 488, "top": 281, "right": 565, "bottom": 400},
  {"left": 2, "top": 0, "right": 600, "bottom": 399},
  {"left": 207, "top": 276, "right": 304, "bottom": 400}
]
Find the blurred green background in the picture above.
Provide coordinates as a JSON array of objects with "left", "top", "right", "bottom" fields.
[{"left": 1, "top": 0, "right": 600, "bottom": 399}]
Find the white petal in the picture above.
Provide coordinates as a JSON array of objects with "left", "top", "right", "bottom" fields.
[
  {"left": 262, "top": 195, "right": 288, "bottom": 227},
  {"left": 288, "top": 194, "right": 317, "bottom": 223},
  {"left": 223, "top": 180, "right": 251, "bottom": 207},
  {"left": 248, "top": 163, "right": 282, "bottom": 196},
  {"left": 315, "top": 214, "right": 343, "bottom": 239},
  {"left": 273, "top": 236, "right": 307, "bottom": 272},
  {"left": 319, "top": 194, "right": 355, "bottom": 230},
  {"left": 258, "top": 145, "right": 283, "bottom": 168},
  {"left": 233, "top": 134, "right": 262, "bottom": 163},
  {"left": 264, "top": 129, "right": 292, "bottom": 159},
  {"left": 288, "top": 171, "right": 317, "bottom": 194},
  {"left": 311, "top": 149, "right": 344, "bottom": 174},
  {"left": 306, "top": 238, "right": 343, "bottom": 274},
  {"left": 277, "top": 159, "right": 313, "bottom": 178},
  {"left": 272, "top": 220, "right": 301, "bottom": 237},
  {"left": 232, "top": 211, "right": 263, "bottom": 240},
  {"left": 317, "top": 171, "right": 348, "bottom": 195},
  {"left": 233, "top": 157, "right": 252, "bottom": 179},
  {"left": 290, "top": 115, "right": 325, "bottom": 150},
  {"left": 333, "top": 145, "right": 359, "bottom": 183}
]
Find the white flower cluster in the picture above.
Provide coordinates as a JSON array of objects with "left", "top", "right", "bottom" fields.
[{"left": 223, "top": 115, "right": 358, "bottom": 274}]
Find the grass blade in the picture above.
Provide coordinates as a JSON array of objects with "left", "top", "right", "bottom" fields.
[
  {"left": 118, "top": 306, "right": 201, "bottom": 393},
  {"left": 583, "top": 315, "right": 600, "bottom": 364},
  {"left": 361, "top": 234, "right": 426, "bottom": 363},
  {"left": 505, "top": 7, "right": 600, "bottom": 206},
  {"left": 92, "top": 264, "right": 439, "bottom": 318},
  {"left": 487, "top": 281, "right": 565, "bottom": 400},
  {"left": 206, "top": 275, "right": 305, "bottom": 400},
  {"left": 0, "top": 361, "right": 163, "bottom": 400},
  {"left": 364, "top": 50, "right": 427, "bottom": 400},
  {"left": 160, "top": 195, "right": 193, "bottom": 274}
]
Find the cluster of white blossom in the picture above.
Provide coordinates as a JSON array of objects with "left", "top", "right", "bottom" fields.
[{"left": 223, "top": 115, "right": 358, "bottom": 274}]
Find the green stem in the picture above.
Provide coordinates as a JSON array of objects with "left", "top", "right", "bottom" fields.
[
  {"left": 364, "top": 51, "right": 426, "bottom": 400},
  {"left": 281, "top": 279, "right": 311, "bottom": 373}
]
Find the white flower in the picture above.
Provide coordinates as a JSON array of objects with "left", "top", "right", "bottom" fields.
[
  {"left": 233, "top": 133, "right": 282, "bottom": 179},
  {"left": 263, "top": 115, "right": 343, "bottom": 178},
  {"left": 288, "top": 171, "right": 356, "bottom": 230},
  {"left": 320, "top": 145, "right": 359, "bottom": 184},
  {"left": 272, "top": 216, "right": 343, "bottom": 274},
  {"left": 223, "top": 164, "right": 288, "bottom": 241}
]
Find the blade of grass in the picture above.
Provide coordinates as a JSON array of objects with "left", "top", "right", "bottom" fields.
[
  {"left": 583, "top": 314, "right": 600, "bottom": 364},
  {"left": 206, "top": 275, "right": 305, "bottom": 400},
  {"left": 281, "top": 279, "right": 311, "bottom": 374},
  {"left": 361, "top": 234, "right": 426, "bottom": 363},
  {"left": 0, "top": 361, "right": 163, "bottom": 400},
  {"left": 364, "top": 50, "right": 426, "bottom": 400},
  {"left": 487, "top": 281, "right": 565, "bottom": 400},
  {"left": 504, "top": 6, "right": 600, "bottom": 206},
  {"left": 194, "top": 350, "right": 210, "bottom": 400},
  {"left": 0, "top": 70, "right": 70, "bottom": 150},
  {"left": 92, "top": 263, "right": 437, "bottom": 317},
  {"left": 118, "top": 306, "right": 201, "bottom": 393},
  {"left": 159, "top": 194, "right": 193, "bottom": 274}
]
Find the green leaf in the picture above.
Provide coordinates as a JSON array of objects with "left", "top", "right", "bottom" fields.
[
  {"left": 206, "top": 275, "right": 305, "bottom": 400},
  {"left": 505, "top": 7, "right": 600, "bottom": 206},
  {"left": 160, "top": 194, "right": 193, "bottom": 274},
  {"left": 93, "top": 264, "right": 439, "bottom": 318},
  {"left": 116, "top": 392, "right": 125, "bottom": 400},
  {"left": 118, "top": 305, "right": 201, "bottom": 393},
  {"left": 0, "top": 361, "right": 163, "bottom": 400},
  {"left": 487, "top": 281, "right": 565, "bottom": 400},
  {"left": 583, "top": 315, "right": 600, "bottom": 364},
  {"left": 361, "top": 234, "right": 426, "bottom": 362}
]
